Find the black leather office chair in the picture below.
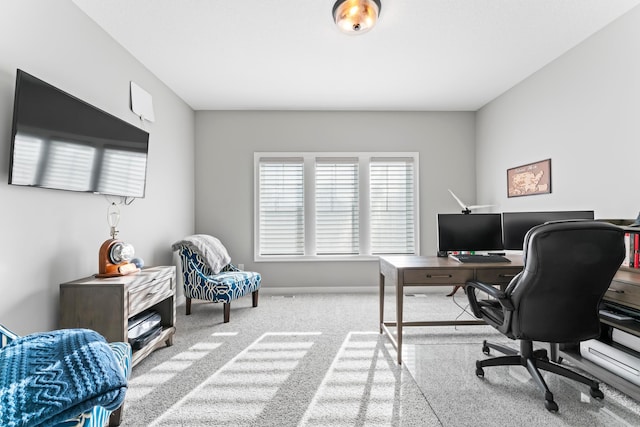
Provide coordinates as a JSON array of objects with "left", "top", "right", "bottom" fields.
[{"left": 465, "top": 220, "right": 625, "bottom": 412}]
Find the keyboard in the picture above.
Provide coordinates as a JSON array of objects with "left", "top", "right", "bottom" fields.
[{"left": 450, "top": 254, "right": 511, "bottom": 263}]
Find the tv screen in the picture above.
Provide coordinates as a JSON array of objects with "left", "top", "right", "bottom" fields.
[
  {"left": 8, "top": 70, "right": 149, "bottom": 198},
  {"left": 437, "top": 213, "right": 503, "bottom": 252},
  {"left": 502, "top": 210, "right": 595, "bottom": 250}
]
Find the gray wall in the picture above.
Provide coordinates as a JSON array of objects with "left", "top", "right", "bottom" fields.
[
  {"left": 476, "top": 5, "right": 640, "bottom": 218},
  {"left": 195, "top": 111, "right": 476, "bottom": 289},
  {"left": 0, "top": 1, "right": 195, "bottom": 334}
]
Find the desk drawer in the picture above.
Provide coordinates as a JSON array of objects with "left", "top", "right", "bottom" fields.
[
  {"left": 604, "top": 279, "right": 640, "bottom": 311},
  {"left": 403, "top": 269, "right": 473, "bottom": 285},
  {"left": 476, "top": 268, "right": 522, "bottom": 285},
  {"left": 129, "top": 277, "right": 173, "bottom": 314}
]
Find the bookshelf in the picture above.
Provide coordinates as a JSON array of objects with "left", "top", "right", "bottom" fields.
[{"left": 559, "top": 261, "right": 640, "bottom": 401}]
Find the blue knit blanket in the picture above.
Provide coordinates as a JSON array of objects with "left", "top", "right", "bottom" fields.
[{"left": 0, "top": 329, "right": 127, "bottom": 427}]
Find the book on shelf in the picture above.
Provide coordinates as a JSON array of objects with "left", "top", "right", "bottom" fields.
[
  {"left": 624, "top": 229, "right": 640, "bottom": 269},
  {"left": 624, "top": 231, "right": 631, "bottom": 267},
  {"left": 635, "top": 232, "right": 639, "bottom": 269}
]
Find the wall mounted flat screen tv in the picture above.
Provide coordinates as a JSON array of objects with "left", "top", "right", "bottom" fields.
[
  {"left": 502, "top": 210, "right": 595, "bottom": 250},
  {"left": 8, "top": 69, "right": 149, "bottom": 198},
  {"left": 437, "top": 213, "right": 504, "bottom": 252}
]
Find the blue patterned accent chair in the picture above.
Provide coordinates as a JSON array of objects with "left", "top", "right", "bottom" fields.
[
  {"left": 0, "top": 324, "right": 131, "bottom": 427},
  {"left": 175, "top": 245, "right": 262, "bottom": 323}
]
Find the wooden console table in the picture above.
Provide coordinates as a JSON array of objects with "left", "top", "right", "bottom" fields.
[
  {"left": 60, "top": 266, "right": 176, "bottom": 366},
  {"left": 379, "top": 255, "right": 523, "bottom": 364},
  {"left": 60, "top": 266, "right": 176, "bottom": 426}
]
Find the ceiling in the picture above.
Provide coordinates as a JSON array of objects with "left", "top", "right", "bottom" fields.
[{"left": 72, "top": 0, "right": 640, "bottom": 111}]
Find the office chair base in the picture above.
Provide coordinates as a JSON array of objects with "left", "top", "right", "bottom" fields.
[
  {"left": 545, "top": 399, "right": 559, "bottom": 412},
  {"left": 476, "top": 340, "right": 604, "bottom": 412},
  {"left": 481, "top": 340, "right": 549, "bottom": 360}
]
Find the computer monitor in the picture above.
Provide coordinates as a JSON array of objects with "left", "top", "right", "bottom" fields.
[
  {"left": 437, "top": 213, "right": 504, "bottom": 252},
  {"left": 502, "top": 210, "right": 595, "bottom": 250}
]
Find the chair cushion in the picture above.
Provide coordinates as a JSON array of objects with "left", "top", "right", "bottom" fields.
[
  {"left": 478, "top": 299, "right": 505, "bottom": 327},
  {"left": 188, "top": 270, "right": 261, "bottom": 304}
]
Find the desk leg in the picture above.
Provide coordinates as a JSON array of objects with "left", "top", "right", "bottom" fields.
[
  {"left": 396, "top": 278, "right": 403, "bottom": 365},
  {"left": 379, "top": 273, "right": 385, "bottom": 334}
]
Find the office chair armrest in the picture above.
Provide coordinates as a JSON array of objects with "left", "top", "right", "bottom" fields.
[
  {"left": 465, "top": 280, "right": 515, "bottom": 318},
  {"left": 465, "top": 279, "right": 505, "bottom": 298}
]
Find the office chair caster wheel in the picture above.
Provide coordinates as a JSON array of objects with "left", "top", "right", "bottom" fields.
[
  {"left": 544, "top": 399, "right": 558, "bottom": 412},
  {"left": 590, "top": 387, "right": 604, "bottom": 400},
  {"left": 482, "top": 341, "right": 490, "bottom": 355},
  {"left": 475, "top": 361, "right": 484, "bottom": 377}
]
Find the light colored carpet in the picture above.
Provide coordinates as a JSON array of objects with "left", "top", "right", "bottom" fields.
[
  {"left": 119, "top": 288, "right": 640, "bottom": 426},
  {"left": 403, "top": 342, "right": 640, "bottom": 427}
]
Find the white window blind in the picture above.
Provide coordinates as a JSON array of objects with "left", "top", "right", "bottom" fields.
[
  {"left": 258, "top": 159, "right": 304, "bottom": 256},
  {"left": 315, "top": 159, "right": 359, "bottom": 255},
  {"left": 255, "top": 152, "right": 418, "bottom": 260},
  {"left": 370, "top": 158, "right": 415, "bottom": 254}
]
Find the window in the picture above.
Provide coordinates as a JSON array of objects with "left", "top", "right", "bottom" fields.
[
  {"left": 315, "top": 159, "right": 359, "bottom": 255},
  {"left": 258, "top": 159, "right": 304, "bottom": 256},
  {"left": 370, "top": 159, "right": 415, "bottom": 254},
  {"left": 255, "top": 153, "right": 419, "bottom": 261}
]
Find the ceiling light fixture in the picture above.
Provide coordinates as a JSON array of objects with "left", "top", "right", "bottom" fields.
[{"left": 332, "top": 0, "right": 381, "bottom": 35}]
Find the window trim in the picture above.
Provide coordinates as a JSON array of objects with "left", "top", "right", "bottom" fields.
[{"left": 254, "top": 152, "right": 420, "bottom": 262}]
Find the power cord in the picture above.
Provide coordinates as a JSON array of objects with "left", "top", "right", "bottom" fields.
[
  {"left": 452, "top": 288, "right": 478, "bottom": 329},
  {"left": 103, "top": 194, "right": 135, "bottom": 206}
]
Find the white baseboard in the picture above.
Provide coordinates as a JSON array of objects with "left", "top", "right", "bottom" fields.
[
  {"left": 260, "top": 285, "right": 457, "bottom": 295},
  {"left": 174, "top": 284, "right": 458, "bottom": 306},
  {"left": 260, "top": 286, "right": 377, "bottom": 295}
]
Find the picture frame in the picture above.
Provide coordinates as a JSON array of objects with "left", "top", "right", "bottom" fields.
[{"left": 507, "top": 158, "right": 551, "bottom": 198}]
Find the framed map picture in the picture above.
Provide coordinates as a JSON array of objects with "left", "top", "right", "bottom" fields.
[{"left": 507, "top": 159, "right": 551, "bottom": 198}]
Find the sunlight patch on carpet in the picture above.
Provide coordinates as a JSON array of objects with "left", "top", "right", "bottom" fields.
[
  {"left": 126, "top": 341, "right": 223, "bottom": 401},
  {"left": 148, "top": 332, "right": 320, "bottom": 426},
  {"left": 299, "top": 332, "right": 400, "bottom": 426}
]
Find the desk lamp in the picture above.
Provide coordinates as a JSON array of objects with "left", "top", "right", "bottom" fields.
[{"left": 96, "top": 203, "right": 139, "bottom": 277}]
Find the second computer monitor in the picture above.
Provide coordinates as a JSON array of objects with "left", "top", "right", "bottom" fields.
[
  {"left": 437, "top": 213, "right": 504, "bottom": 253},
  {"left": 502, "top": 210, "right": 595, "bottom": 250}
]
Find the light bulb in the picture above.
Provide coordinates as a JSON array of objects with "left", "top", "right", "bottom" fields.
[{"left": 107, "top": 202, "right": 120, "bottom": 238}]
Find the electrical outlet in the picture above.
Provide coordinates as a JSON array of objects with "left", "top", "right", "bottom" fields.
[{"left": 238, "top": 263, "right": 245, "bottom": 270}]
